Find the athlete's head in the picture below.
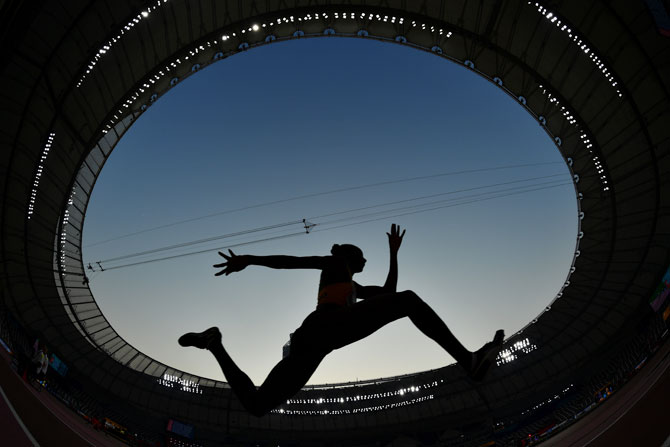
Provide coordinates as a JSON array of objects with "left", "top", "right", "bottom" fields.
[{"left": 331, "top": 244, "right": 366, "bottom": 273}]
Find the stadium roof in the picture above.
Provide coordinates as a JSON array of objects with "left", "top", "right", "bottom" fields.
[{"left": 1, "top": 0, "right": 668, "bottom": 443}]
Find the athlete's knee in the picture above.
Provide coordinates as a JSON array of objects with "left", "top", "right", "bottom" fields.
[
  {"left": 399, "top": 289, "right": 422, "bottom": 304},
  {"left": 399, "top": 290, "right": 429, "bottom": 314}
]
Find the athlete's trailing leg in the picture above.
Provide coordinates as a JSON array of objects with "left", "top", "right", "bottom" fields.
[{"left": 179, "top": 326, "right": 325, "bottom": 417}]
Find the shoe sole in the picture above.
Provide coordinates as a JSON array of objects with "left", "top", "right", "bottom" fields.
[{"left": 178, "top": 327, "right": 219, "bottom": 348}]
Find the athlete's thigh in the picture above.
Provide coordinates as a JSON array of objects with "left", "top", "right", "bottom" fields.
[
  {"left": 290, "top": 309, "right": 338, "bottom": 355},
  {"left": 331, "top": 292, "right": 410, "bottom": 349}
]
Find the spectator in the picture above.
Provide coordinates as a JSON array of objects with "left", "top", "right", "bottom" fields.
[{"left": 33, "top": 344, "right": 48, "bottom": 379}]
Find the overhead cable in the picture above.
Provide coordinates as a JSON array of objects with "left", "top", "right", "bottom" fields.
[
  {"left": 85, "top": 161, "right": 564, "bottom": 248},
  {"left": 91, "top": 180, "right": 571, "bottom": 272},
  {"left": 93, "top": 173, "right": 564, "bottom": 265}
]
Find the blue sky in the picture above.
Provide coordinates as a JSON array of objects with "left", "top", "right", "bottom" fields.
[{"left": 83, "top": 37, "right": 577, "bottom": 385}]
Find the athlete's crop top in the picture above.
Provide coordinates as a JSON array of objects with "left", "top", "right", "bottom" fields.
[{"left": 317, "top": 262, "right": 355, "bottom": 307}]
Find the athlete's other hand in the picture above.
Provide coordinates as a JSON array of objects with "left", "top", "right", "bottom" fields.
[
  {"left": 387, "top": 223, "right": 406, "bottom": 253},
  {"left": 214, "top": 250, "right": 248, "bottom": 276}
]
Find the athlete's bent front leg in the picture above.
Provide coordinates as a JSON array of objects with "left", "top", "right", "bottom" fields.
[
  {"left": 336, "top": 290, "right": 503, "bottom": 379},
  {"left": 338, "top": 290, "right": 471, "bottom": 365}
]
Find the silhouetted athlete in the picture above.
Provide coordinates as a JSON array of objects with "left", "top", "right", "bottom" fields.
[{"left": 179, "top": 224, "right": 504, "bottom": 417}]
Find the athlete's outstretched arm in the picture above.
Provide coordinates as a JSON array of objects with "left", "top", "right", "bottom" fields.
[
  {"left": 214, "top": 250, "right": 328, "bottom": 276},
  {"left": 356, "top": 224, "right": 405, "bottom": 298}
]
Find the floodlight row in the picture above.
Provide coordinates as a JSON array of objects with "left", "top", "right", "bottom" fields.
[
  {"left": 59, "top": 187, "right": 78, "bottom": 275},
  {"left": 538, "top": 84, "right": 610, "bottom": 193},
  {"left": 76, "top": 0, "right": 169, "bottom": 87},
  {"left": 529, "top": 2, "right": 622, "bottom": 97},
  {"left": 496, "top": 337, "right": 538, "bottom": 366},
  {"left": 101, "top": 10, "right": 453, "bottom": 134},
  {"left": 27, "top": 132, "right": 55, "bottom": 219},
  {"left": 273, "top": 395, "right": 434, "bottom": 416},
  {"left": 284, "top": 383, "right": 435, "bottom": 406},
  {"left": 157, "top": 373, "right": 204, "bottom": 394}
]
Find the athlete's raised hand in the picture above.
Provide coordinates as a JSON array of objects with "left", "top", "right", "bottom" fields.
[
  {"left": 387, "top": 223, "right": 406, "bottom": 253},
  {"left": 214, "top": 249, "right": 248, "bottom": 276}
]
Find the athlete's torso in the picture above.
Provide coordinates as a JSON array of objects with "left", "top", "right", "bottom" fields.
[{"left": 317, "top": 260, "right": 355, "bottom": 308}]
